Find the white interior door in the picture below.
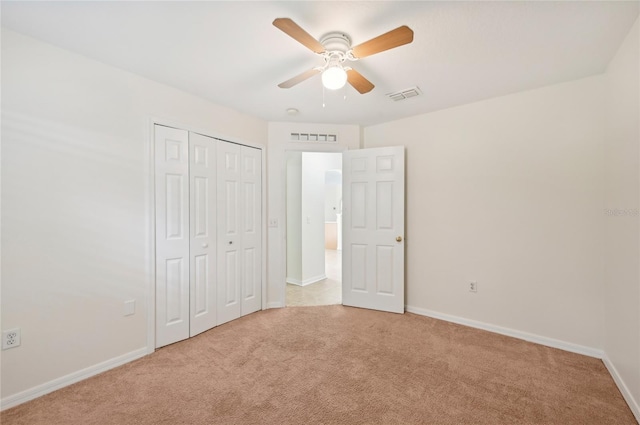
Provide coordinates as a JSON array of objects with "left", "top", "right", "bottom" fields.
[
  {"left": 155, "top": 125, "right": 190, "bottom": 347},
  {"left": 342, "top": 146, "right": 405, "bottom": 314},
  {"left": 240, "top": 146, "right": 262, "bottom": 316},
  {"left": 217, "top": 141, "right": 242, "bottom": 325},
  {"left": 188, "top": 133, "right": 217, "bottom": 336}
]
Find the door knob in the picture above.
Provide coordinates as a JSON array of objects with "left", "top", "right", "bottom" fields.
[
  {"left": 229, "top": 241, "right": 233, "bottom": 245},
  {"left": 396, "top": 236, "right": 403, "bottom": 242},
  {"left": 202, "top": 243, "right": 208, "bottom": 248}
]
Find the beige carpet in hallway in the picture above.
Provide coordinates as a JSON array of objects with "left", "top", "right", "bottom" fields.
[{"left": 2, "top": 305, "right": 635, "bottom": 425}]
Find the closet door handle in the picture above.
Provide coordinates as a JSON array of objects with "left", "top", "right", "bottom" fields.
[
  {"left": 229, "top": 241, "right": 233, "bottom": 245},
  {"left": 202, "top": 243, "right": 208, "bottom": 248}
]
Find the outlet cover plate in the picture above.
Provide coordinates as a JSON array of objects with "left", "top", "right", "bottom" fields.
[{"left": 124, "top": 300, "right": 136, "bottom": 316}]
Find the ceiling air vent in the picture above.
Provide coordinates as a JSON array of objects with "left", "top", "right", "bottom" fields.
[{"left": 386, "top": 86, "right": 422, "bottom": 101}]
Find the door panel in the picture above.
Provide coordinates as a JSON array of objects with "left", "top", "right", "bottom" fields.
[
  {"left": 193, "top": 254, "right": 208, "bottom": 313},
  {"left": 342, "top": 146, "right": 405, "bottom": 314},
  {"left": 350, "top": 244, "right": 368, "bottom": 292},
  {"left": 351, "top": 182, "right": 367, "bottom": 228},
  {"left": 189, "top": 133, "right": 217, "bottom": 337},
  {"left": 240, "top": 146, "right": 262, "bottom": 316},
  {"left": 376, "top": 245, "right": 394, "bottom": 294},
  {"left": 165, "top": 258, "right": 186, "bottom": 322},
  {"left": 217, "top": 142, "right": 242, "bottom": 325},
  {"left": 376, "top": 182, "right": 394, "bottom": 229},
  {"left": 155, "top": 126, "right": 190, "bottom": 348},
  {"left": 165, "top": 175, "right": 186, "bottom": 239},
  {"left": 225, "top": 251, "right": 239, "bottom": 304},
  {"left": 244, "top": 248, "right": 256, "bottom": 299}
]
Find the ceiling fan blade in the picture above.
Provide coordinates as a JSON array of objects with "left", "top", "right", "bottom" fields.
[
  {"left": 347, "top": 69, "right": 375, "bottom": 94},
  {"left": 273, "top": 18, "right": 325, "bottom": 54},
  {"left": 278, "top": 68, "right": 321, "bottom": 89},
  {"left": 351, "top": 25, "right": 414, "bottom": 59}
]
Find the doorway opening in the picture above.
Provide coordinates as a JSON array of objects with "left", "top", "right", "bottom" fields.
[{"left": 285, "top": 151, "right": 342, "bottom": 307}]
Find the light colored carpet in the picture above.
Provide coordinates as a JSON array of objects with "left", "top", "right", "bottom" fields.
[
  {"left": 2, "top": 305, "right": 636, "bottom": 424},
  {"left": 286, "top": 249, "right": 342, "bottom": 307}
]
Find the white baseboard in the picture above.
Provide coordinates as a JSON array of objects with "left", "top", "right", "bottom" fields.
[
  {"left": 267, "top": 301, "right": 284, "bottom": 309},
  {"left": 602, "top": 354, "right": 640, "bottom": 423},
  {"left": 407, "top": 306, "right": 640, "bottom": 421},
  {"left": 405, "top": 305, "right": 604, "bottom": 358},
  {"left": 286, "top": 274, "right": 327, "bottom": 287},
  {"left": 1, "top": 347, "right": 148, "bottom": 411}
]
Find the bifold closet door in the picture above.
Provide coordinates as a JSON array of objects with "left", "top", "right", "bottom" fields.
[
  {"left": 216, "top": 142, "right": 262, "bottom": 325},
  {"left": 155, "top": 127, "right": 218, "bottom": 348},
  {"left": 155, "top": 126, "right": 190, "bottom": 348},
  {"left": 188, "top": 133, "right": 217, "bottom": 337},
  {"left": 239, "top": 145, "right": 262, "bottom": 316},
  {"left": 156, "top": 125, "right": 262, "bottom": 346}
]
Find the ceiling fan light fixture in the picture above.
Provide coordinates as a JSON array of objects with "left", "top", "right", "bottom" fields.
[
  {"left": 274, "top": 19, "right": 413, "bottom": 94},
  {"left": 321, "top": 66, "right": 347, "bottom": 90}
]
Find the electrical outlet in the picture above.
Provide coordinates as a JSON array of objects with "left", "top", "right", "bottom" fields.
[
  {"left": 469, "top": 281, "right": 478, "bottom": 293},
  {"left": 2, "top": 328, "right": 21, "bottom": 350}
]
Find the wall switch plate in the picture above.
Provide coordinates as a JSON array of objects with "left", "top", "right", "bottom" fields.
[
  {"left": 124, "top": 300, "right": 136, "bottom": 316},
  {"left": 2, "top": 328, "right": 21, "bottom": 350},
  {"left": 469, "top": 281, "right": 478, "bottom": 293}
]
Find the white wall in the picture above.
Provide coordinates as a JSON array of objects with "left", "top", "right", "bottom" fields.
[
  {"left": 267, "top": 122, "right": 359, "bottom": 307},
  {"left": 300, "top": 153, "right": 328, "bottom": 284},
  {"left": 285, "top": 151, "right": 342, "bottom": 286},
  {"left": 364, "top": 76, "right": 606, "bottom": 351},
  {"left": 324, "top": 173, "right": 342, "bottom": 223},
  {"left": 603, "top": 17, "right": 640, "bottom": 417},
  {"left": 301, "top": 152, "right": 342, "bottom": 284},
  {"left": 1, "top": 29, "right": 267, "bottom": 403},
  {"left": 285, "top": 152, "right": 303, "bottom": 283}
]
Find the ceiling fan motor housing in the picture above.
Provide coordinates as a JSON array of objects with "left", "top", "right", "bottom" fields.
[
  {"left": 319, "top": 32, "right": 356, "bottom": 66},
  {"left": 320, "top": 32, "right": 351, "bottom": 53}
]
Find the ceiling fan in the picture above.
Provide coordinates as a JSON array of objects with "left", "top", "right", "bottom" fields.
[{"left": 273, "top": 18, "right": 414, "bottom": 94}]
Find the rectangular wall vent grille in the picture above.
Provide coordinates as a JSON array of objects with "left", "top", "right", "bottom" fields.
[
  {"left": 386, "top": 86, "right": 422, "bottom": 101},
  {"left": 290, "top": 133, "right": 337, "bottom": 142}
]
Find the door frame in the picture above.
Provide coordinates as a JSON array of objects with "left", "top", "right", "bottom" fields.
[
  {"left": 281, "top": 144, "right": 347, "bottom": 307},
  {"left": 146, "top": 117, "right": 267, "bottom": 353}
]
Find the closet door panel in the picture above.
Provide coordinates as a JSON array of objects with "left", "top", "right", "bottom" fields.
[
  {"left": 189, "top": 133, "right": 217, "bottom": 337},
  {"left": 155, "top": 125, "right": 190, "bottom": 348},
  {"left": 217, "top": 141, "right": 242, "bottom": 325},
  {"left": 156, "top": 127, "right": 263, "bottom": 342},
  {"left": 240, "top": 146, "right": 262, "bottom": 316}
]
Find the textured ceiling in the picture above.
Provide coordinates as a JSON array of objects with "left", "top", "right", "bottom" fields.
[{"left": 2, "top": 1, "right": 638, "bottom": 126}]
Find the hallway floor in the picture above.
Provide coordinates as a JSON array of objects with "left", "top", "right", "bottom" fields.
[{"left": 286, "top": 249, "right": 341, "bottom": 306}]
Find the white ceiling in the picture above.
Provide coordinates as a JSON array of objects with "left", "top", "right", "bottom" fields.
[{"left": 2, "top": 1, "right": 638, "bottom": 126}]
